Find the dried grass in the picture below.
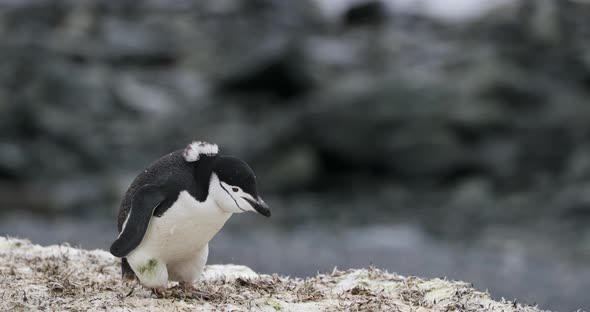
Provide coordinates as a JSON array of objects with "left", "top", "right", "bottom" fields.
[{"left": 0, "top": 237, "right": 548, "bottom": 312}]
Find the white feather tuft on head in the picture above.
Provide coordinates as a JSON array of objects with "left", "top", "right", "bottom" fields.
[{"left": 183, "top": 141, "right": 219, "bottom": 162}]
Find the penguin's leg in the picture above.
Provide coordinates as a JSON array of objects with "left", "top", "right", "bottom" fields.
[
  {"left": 127, "top": 253, "right": 169, "bottom": 291},
  {"left": 168, "top": 244, "right": 209, "bottom": 292}
]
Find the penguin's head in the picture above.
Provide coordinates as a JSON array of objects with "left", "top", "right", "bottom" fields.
[
  {"left": 184, "top": 141, "right": 270, "bottom": 217},
  {"left": 210, "top": 156, "right": 271, "bottom": 217}
]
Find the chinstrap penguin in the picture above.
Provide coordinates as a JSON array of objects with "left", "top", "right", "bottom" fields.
[{"left": 110, "top": 141, "right": 271, "bottom": 294}]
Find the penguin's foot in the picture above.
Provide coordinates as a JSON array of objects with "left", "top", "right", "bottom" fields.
[
  {"left": 179, "top": 282, "right": 211, "bottom": 299},
  {"left": 180, "top": 281, "right": 195, "bottom": 292},
  {"left": 151, "top": 288, "right": 166, "bottom": 298}
]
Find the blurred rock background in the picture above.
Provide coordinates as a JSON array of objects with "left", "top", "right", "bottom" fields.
[{"left": 1, "top": 0, "right": 589, "bottom": 310}]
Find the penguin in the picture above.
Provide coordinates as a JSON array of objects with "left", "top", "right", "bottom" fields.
[{"left": 109, "top": 141, "right": 271, "bottom": 293}]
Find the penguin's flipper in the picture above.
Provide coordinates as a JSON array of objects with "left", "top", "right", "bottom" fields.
[{"left": 110, "top": 184, "right": 166, "bottom": 257}]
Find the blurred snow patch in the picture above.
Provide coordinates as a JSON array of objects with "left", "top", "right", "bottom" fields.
[{"left": 313, "top": 0, "right": 519, "bottom": 23}]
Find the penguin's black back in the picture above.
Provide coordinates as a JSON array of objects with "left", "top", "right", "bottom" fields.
[{"left": 117, "top": 150, "right": 196, "bottom": 232}]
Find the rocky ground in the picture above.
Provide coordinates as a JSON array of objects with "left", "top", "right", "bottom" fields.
[{"left": 0, "top": 237, "right": 546, "bottom": 312}]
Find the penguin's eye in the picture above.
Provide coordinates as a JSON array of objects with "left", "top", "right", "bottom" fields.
[{"left": 232, "top": 187, "right": 239, "bottom": 192}]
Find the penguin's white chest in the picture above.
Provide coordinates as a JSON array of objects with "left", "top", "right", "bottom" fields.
[{"left": 130, "top": 191, "right": 232, "bottom": 263}]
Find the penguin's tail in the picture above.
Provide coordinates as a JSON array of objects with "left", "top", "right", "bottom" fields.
[{"left": 121, "top": 258, "right": 137, "bottom": 281}]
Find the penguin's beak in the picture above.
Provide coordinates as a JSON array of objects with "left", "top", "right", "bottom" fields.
[{"left": 245, "top": 197, "right": 271, "bottom": 217}]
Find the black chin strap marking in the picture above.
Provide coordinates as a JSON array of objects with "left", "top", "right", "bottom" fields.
[{"left": 219, "top": 182, "right": 247, "bottom": 212}]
